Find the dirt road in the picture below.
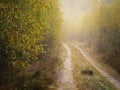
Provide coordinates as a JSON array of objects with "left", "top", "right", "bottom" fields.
[
  {"left": 72, "top": 43, "right": 120, "bottom": 90},
  {"left": 57, "top": 43, "right": 119, "bottom": 90},
  {"left": 57, "top": 43, "right": 76, "bottom": 90}
]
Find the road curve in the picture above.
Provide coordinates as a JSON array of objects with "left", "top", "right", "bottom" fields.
[
  {"left": 72, "top": 43, "right": 120, "bottom": 90},
  {"left": 57, "top": 43, "right": 76, "bottom": 90}
]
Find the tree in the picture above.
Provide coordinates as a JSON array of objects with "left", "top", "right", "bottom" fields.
[{"left": 0, "top": 0, "right": 62, "bottom": 70}]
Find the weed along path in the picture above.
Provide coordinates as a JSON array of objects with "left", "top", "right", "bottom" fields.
[
  {"left": 56, "top": 43, "right": 76, "bottom": 90},
  {"left": 72, "top": 43, "right": 120, "bottom": 90}
]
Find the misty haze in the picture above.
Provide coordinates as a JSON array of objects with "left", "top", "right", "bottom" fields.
[{"left": 0, "top": 0, "right": 120, "bottom": 90}]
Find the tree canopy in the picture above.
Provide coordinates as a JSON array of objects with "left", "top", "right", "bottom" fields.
[{"left": 0, "top": 0, "right": 62, "bottom": 69}]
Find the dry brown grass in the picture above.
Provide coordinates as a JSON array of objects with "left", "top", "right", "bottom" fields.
[
  {"left": 69, "top": 44, "right": 116, "bottom": 90},
  {"left": 78, "top": 44, "right": 120, "bottom": 81}
]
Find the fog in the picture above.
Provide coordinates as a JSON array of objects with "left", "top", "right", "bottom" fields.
[
  {"left": 60, "top": 0, "right": 98, "bottom": 39},
  {"left": 60, "top": 0, "right": 114, "bottom": 40}
]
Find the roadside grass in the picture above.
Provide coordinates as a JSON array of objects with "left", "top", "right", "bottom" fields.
[
  {"left": 69, "top": 45, "right": 116, "bottom": 90},
  {"left": 54, "top": 44, "right": 67, "bottom": 88},
  {"left": 0, "top": 45, "right": 66, "bottom": 90},
  {"left": 77, "top": 43, "right": 120, "bottom": 81},
  {"left": 92, "top": 54, "right": 120, "bottom": 81}
]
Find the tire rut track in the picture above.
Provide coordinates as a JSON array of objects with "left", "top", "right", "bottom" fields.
[
  {"left": 72, "top": 43, "right": 120, "bottom": 90},
  {"left": 57, "top": 43, "right": 76, "bottom": 90}
]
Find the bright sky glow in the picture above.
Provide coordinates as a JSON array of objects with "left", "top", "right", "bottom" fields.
[
  {"left": 60, "top": 0, "right": 113, "bottom": 38},
  {"left": 60, "top": 0, "right": 96, "bottom": 32},
  {"left": 60, "top": 0, "right": 92, "bottom": 21}
]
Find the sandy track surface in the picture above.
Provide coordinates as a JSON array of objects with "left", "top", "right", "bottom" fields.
[
  {"left": 57, "top": 43, "right": 76, "bottom": 90},
  {"left": 72, "top": 43, "right": 120, "bottom": 90}
]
